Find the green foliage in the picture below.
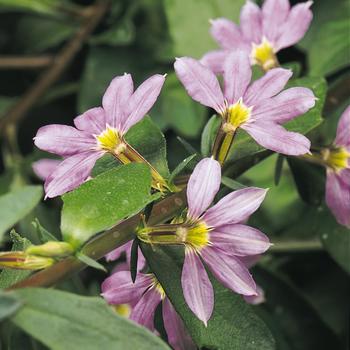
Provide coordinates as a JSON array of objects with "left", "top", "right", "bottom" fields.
[
  {"left": 0, "top": 0, "right": 61, "bottom": 15},
  {"left": 163, "top": 0, "right": 245, "bottom": 57},
  {"left": 10, "top": 288, "right": 170, "bottom": 350},
  {"left": 141, "top": 244, "right": 275, "bottom": 350},
  {"left": 0, "top": 186, "right": 42, "bottom": 240},
  {"left": 61, "top": 164, "right": 155, "bottom": 247},
  {"left": 0, "top": 292, "right": 22, "bottom": 320}
]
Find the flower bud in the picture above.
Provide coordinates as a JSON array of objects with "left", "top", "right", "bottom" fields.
[
  {"left": 0, "top": 252, "right": 54, "bottom": 270},
  {"left": 25, "top": 241, "right": 74, "bottom": 258}
]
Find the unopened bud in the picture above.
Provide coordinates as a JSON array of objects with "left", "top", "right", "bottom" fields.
[
  {"left": 26, "top": 241, "right": 74, "bottom": 258},
  {"left": 0, "top": 251, "right": 54, "bottom": 270}
]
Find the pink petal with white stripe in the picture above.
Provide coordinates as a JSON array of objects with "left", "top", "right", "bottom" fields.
[
  {"left": 130, "top": 287, "right": 162, "bottom": 331},
  {"left": 34, "top": 125, "right": 96, "bottom": 157},
  {"left": 223, "top": 51, "right": 252, "bottom": 105},
  {"left": 101, "top": 270, "right": 152, "bottom": 305},
  {"left": 242, "top": 121, "right": 311, "bottom": 155},
  {"left": 210, "top": 18, "right": 245, "bottom": 49},
  {"left": 44, "top": 151, "right": 102, "bottom": 198},
  {"left": 203, "top": 187, "right": 267, "bottom": 227},
  {"left": 187, "top": 157, "right": 221, "bottom": 220},
  {"left": 200, "top": 49, "right": 229, "bottom": 74},
  {"left": 240, "top": 0, "right": 263, "bottom": 44},
  {"left": 162, "top": 298, "right": 196, "bottom": 350},
  {"left": 174, "top": 57, "right": 225, "bottom": 114},
  {"left": 202, "top": 247, "right": 257, "bottom": 296},
  {"left": 32, "top": 159, "right": 61, "bottom": 181},
  {"left": 262, "top": 0, "right": 290, "bottom": 43},
  {"left": 326, "top": 171, "right": 350, "bottom": 228},
  {"left": 275, "top": 1, "right": 313, "bottom": 51},
  {"left": 335, "top": 105, "right": 350, "bottom": 147},
  {"left": 252, "top": 87, "right": 316, "bottom": 123},
  {"left": 121, "top": 74, "right": 165, "bottom": 134},
  {"left": 102, "top": 74, "right": 134, "bottom": 130},
  {"left": 181, "top": 251, "right": 214, "bottom": 326},
  {"left": 244, "top": 68, "right": 292, "bottom": 105},
  {"left": 74, "top": 107, "right": 106, "bottom": 135},
  {"left": 209, "top": 224, "right": 271, "bottom": 256}
]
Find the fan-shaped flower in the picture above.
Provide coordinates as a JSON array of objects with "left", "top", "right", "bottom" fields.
[
  {"left": 201, "top": 0, "right": 313, "bottom": 72},
  {"left": 101, "top": 270, "right": 195, "bottom": 350},
  {"left": 138, "top": 158, "right": 271, "bottom": 325},
  {"left": 323, "top": 106, "right": 350, "bottom": 227},
  {"left": 34, "top": 74, "right": 166, "bottom": 198},
  {"left": 175, "top": 51, "right": 315, "bottom": 164}
]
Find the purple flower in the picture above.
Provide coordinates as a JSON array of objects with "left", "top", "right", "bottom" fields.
[
  {"left": 105, "top": 240, "right": 146, "bottom": 272},
  {"left": 32, "top": 159, "right": 61, "bottom": 181},
  {"left": 101, "top": 271, "right": 195, "bottom": 350},
  {"left": 139, "top": 158, "right": 271, "bottom": 325},
  {"left": 175, "top": 52, "right": 315, "bottom": 162},
  {"left": 201, "top": 0, "right": 313, "bottom": 72},
  {"left": 324, "top": 106, "right": 350, "bottom": 227},
  {"left": 34, "top": 74, "right": 166, "bottom": 198}
]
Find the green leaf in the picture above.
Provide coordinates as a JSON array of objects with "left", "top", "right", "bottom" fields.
[
  {"left": 318, "top": 210, "right": 350, "bottom": 274},
  {"left": 15, "top": 16, "right": 76, "bottom": 53},
  {"left": 61, "top": 163, "right": 155, "bottom": 247},
  {"left": 32, "top": 218, "right": 59, "bottom": 243},
  {"left": 221, "top": 176, "right": 247, "bottom": 190},
  {"left": 76, "top": 252, "right": 107, "bottom": 272},
  {"left": 274, "top": 155, "right": 284, "bottom": 186},
  {"left": 164, "top": 0, "right": 245, "bottom": 57},
  {"left": 156, "top": 73, "right": 207, "bottom": 138},
  {"left": 141, "top": 244, "right": 275, "bottom": 350},
  {"left": 130, "top": 238, "right": 139, "bottom": 283},
  {"left": 169, "top": 154, "right": 196, "bottom": 184},
  {"left": 308, "top": 20, "right": 349, "bottom": 76},
  {"left": 287, "top": 157, "right": 325, "bottom": 205},
  {"left": 299, "top": 0, "right": 350, "bottom": 76},
  {"left": 0, "top": 185, "right": 42, "bottom": 240},
  {"left": 201, "top": 115, "right": 221, "bottom": 157},
  {"left": 125, "top": 116, "right": 170, "bottom": 178},
  {"left": 0, "top": 292, "right": 22, "bottom": 320},
  {"left": 226, "top": 77, "right": 327, "bottom": 163},
  {"left": 255, "top": 267, "right": 340, "bottom": 350},
  {"left": 11, "top": 288, "right": 170, "bottom": 350},
  {"left": 0, "top": 0, "right": 61, "bottom": 15},
  {"left": 0, "top": 230, "right": 32, "bottom": 289}
]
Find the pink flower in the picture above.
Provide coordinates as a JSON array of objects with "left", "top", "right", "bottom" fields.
[
  {"left": 105, "top": 240, "right": 146, "bottom": 272},
  {"left": 34, "top": 74, "right": 165, "bottom": 198},
  {"left": 101, "top": 271, "right": 195, "bottom": 350},
  {"left": 201, "top": 0, "right": 313, "bottom": 72},
  {"left": 175, "top": 52, "right": 315, "bottom": 162},
  {"left": 32, "top": 159, "right": 61, "bottom": 181},
  {"left": 324, "top": 106, "right": 350, "bottom": 227},
  {"left": 138, "top": 158, "right": 271, "bottom": 325}
]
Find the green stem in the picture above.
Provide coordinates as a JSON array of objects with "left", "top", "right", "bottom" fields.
[
  {"left": 269, "top": 239, "right": 323, "bottom": 253},
  {"left": 7, "top": 190, "right": 186, "bottom": 290}
]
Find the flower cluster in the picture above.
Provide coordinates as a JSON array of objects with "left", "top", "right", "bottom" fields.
[
  {"left": 29, "top": 0, "right": 350, "bottom": 345},
  {"left": 201, "top": 0, "right": 313, "bottom": 72}
]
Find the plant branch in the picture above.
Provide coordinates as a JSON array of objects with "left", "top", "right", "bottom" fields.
[
  {"left": 0, "top": 0, "right": 109, "bottom": 134},
  {"left": 8, "top": 190, "right": 186, "bottom": 290},
  {"left": 0, "top": 56, "right": 54, "bottom": 69},
  {"left": 269, "top": 239, "right": 323, "bottom": 253}
]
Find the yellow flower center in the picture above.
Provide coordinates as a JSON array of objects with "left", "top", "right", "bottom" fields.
[
  {"left": 223, "top": 99, "right": 251, "bottom": 133},
  {"left": 96, "top": 127, "right": 125, "bottom": 154},
  {"left": 114, "top": 304, "right": 131, "bottom": 317},
  {"left": 251, "top": 37, "right": 278, "bottom": 71},
  {"left": 176, "top": 221, "right": 210, "bottom": 251},
  {"left": 322, "top": 147, "right": 350, "bottom": 172},
  {"left": 150, "top": 274, "right": 166, "bottom": 299}
]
